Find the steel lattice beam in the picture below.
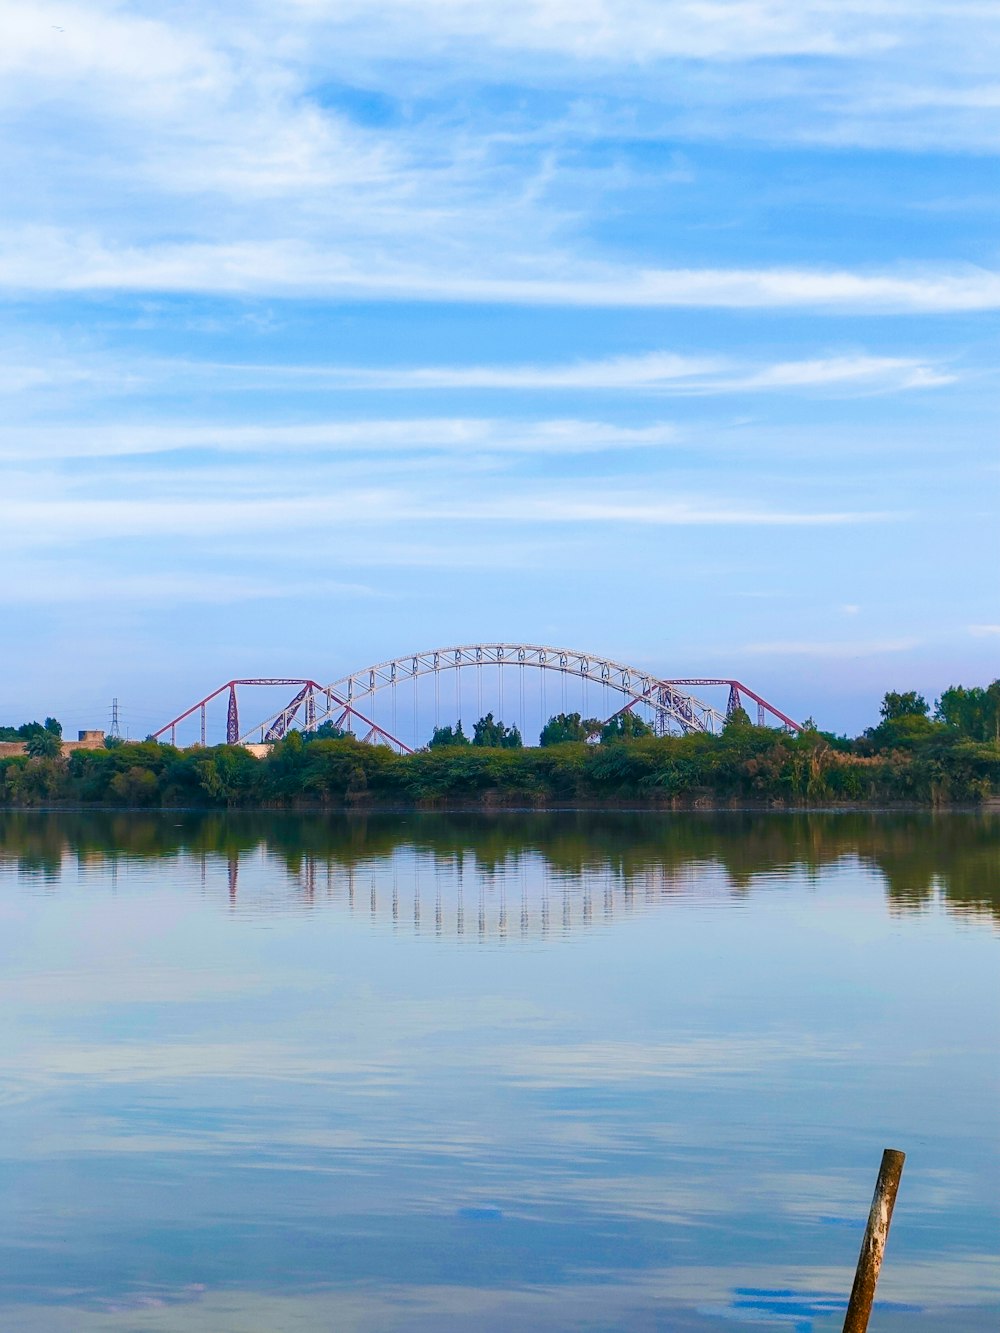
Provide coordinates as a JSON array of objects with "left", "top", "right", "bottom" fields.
[
  {"left": 239, "top": 644, "right": 801, "bottom": 744},
  {"left": 154, "top": 648, "right": 802, "bottom": 751}
]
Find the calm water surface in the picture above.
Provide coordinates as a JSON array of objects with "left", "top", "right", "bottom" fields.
[{"left": 0, "top": 811, "right": 997, "bottom": 1332}]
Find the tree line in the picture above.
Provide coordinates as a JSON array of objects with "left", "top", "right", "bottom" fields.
[
  {"left": 1, "top": 680, "right": 998, "bottom": 808},
  {"left": 0, "top": 717, "right": 64, "bottom": 756},
  {"left": 427, "top": 709, "right": 652, "bottom": 748}
]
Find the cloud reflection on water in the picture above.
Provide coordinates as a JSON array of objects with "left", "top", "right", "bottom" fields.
[{"left": 0, "top": 812, "right": 997, "bottom": 1331}]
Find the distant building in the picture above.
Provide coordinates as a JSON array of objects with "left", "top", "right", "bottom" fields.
[{"left": 0, "top": 729, "right": 107, "bottom": 758}]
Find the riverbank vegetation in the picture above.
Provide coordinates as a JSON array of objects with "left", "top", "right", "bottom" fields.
[{"left": 2, "top": 684, "right": 999, "bottom": 809}]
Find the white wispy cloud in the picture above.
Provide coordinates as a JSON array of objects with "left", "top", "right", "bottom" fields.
[
  {"left": 284, "top": 0, "right": 897, "bottom": 62},
  {"left": 0, "top": 358, "right": 132, "bottom": 394},
  {"left": 0, "top": 569, "right": 380, "bottom": 606},
  {"left": 0, "top": 3, "right": 225, "bottom": 112},
  {"left": 0, "top": 418, "right": 680, "bottom": 461},
  {"left": 968, "top": 624, "right": 1000, "bottom": 637},
  {"left": 224, "top": 1, "right": 1000, "bottom": 77},
  {"left": 0, "top": 492, "right": 889, "bottom": 547},
  {"left": 0, "top": 350, "right": 952, "bottom": 427},
  {"left": 313, "top": 351, "right": 722, "bottom": 389},
  {"left": 733, "top": 355, "right": 954, "bottom": 390},
  {"left": 0, "top": 2, "right": 961, "bottom": 96},
  {"left": 458, "top": 495, "right": 890, "bottom": 525},
  {"left": 2, "top": 228, "right": 999, "bottom": 312},
  {"left": 209, "top": 350, "right": 949, "bottom": 391},
  {"left": 0, "top": 2, "right": 997, "bottom": 326},
  {"left": 0, "top": 3, "right": 988, "bottom": 726}
]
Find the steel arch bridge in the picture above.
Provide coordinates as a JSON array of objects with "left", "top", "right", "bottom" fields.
[{"left": 149, "top": 644, "right": 801, "bottom": 752}]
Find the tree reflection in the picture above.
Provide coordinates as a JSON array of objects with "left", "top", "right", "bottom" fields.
[{"left": 0, "top": 809, "right": 997, "bottom": 924}]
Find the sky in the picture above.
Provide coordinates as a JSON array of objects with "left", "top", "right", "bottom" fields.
[{"left": 1, "top": 0, "right": 998, "bottom": 739}]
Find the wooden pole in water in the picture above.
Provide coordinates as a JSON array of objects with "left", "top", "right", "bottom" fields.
[{"left": 842, "top": 1148, "right": 906, "bottom": 1333}]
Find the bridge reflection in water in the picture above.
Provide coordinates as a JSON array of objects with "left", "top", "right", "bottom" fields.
[{"left": 228, "top": 849, "right": 727, "bottom": 941}]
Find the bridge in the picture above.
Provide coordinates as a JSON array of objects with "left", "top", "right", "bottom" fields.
[{"left": 151, "top": 643, "right": 802, "bottom": 750}]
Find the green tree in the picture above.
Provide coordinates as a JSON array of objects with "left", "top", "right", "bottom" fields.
[
  {"left": 863, "top": 690, "right": 940, "bottom": 751},
  {"left": 16, "top": 721, "right": 49, "bottom": 741},
  {"left": 723, "top": 705, "right": 753, "bottom": 732},
  {"left": 428, "top": 720, "right": 471, "bottom": 748},
  {"left": 262, "top": 729, "right": 309, "bottom": 799},
  {"left": 865, "top": 714, "right": 941, "bottom": 751},
  {"left": 472, "top": 713, "right": 522, "bottom": 748},
  {"left": 26, "top": 730, "right": 62, "bottom": 759},
  {"left": 109, "top": 765, "right": 159, "bottom": 806},
  {"left": 305, "top": 721, "right": 350, "bottom": 741},
  {"left": 540, "top": 712, "right": 589, "bottom": 746},
  {"left": 194, "top": 745, "right": 260, "bottom": 802},
  {"left": 988, "top": 682, "right": 1000, "bottom": 743},
  {"left": 4, "top": 754, "right": 66, "bottom": 802},
  {"left": 0, "top": 718, "right": 63, "bottom": 742},
  {"left": 600, "top": 711, "right": 653, "bottom": 743},
  {"left": 937, "top": 682, "right": 1000, "bottom": 742},
  {"left": 880, "top": 691, "right": 929, "bottom": 722}
]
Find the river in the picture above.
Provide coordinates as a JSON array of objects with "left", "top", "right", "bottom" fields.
[{"left": 0, "top": 810, "right": 997, "bottom": 1331}]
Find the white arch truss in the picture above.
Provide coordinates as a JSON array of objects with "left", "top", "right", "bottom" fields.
[{"left": 237, "top": 643, "right": 744, "bottom": 748}]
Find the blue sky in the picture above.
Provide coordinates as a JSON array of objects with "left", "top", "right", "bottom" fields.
[{"left": 2, "top": 1, "right": 998, "bottom": 738}]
